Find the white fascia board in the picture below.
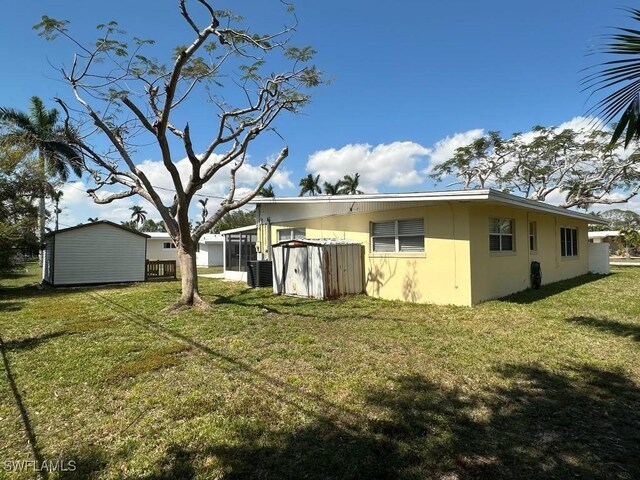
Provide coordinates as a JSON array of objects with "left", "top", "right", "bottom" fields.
[
  {"left": 219, "top": 224, "right": 258, "bottom": 235},
  {"left": 252, "top": 188, "right": 605, "bottom": 224},
  {"left": 251, "top": 189, "right": 491, "bottom": 204}
]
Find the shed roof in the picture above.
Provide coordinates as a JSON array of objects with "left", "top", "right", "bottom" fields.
[
  {"left": 273, "top": 238, "right": 363, "bottom": 248},
  {"left": 44, "top": 220, "right": 150, "bottom": 238},
  {"left": 251, "top": 188, "right": 606, "bottom": 224}
]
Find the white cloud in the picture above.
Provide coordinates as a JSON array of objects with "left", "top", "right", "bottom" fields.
[
  {"left": 556, "top": 116, "right": 598, "bottom": 132},
  {"left": 57, "top": 154, "right": 292, "bottom": 228},
  {"left": 426, "top": 129, "right": 484, "bottom": 169},
  {"left": 306, "top": 142, "right": 431, "bottom": 193}
]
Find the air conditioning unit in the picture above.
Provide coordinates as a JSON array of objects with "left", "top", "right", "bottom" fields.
[{"left": 247, "top": 260, "right": 273, "bottom": 288}]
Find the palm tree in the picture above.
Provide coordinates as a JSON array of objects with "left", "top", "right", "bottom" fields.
[
  {"left": 339, "top": 173, "right": 364, "bottom": 195},
  {"left": 617, "top": 228, "right": 640, "bottom": 258},
  {"left": 585, "top": 8, "right": 640, "bottom": 147},
  {"left": 51, "top": 190, "right": 63, "bottom": 230},
  {"left": 299, "top": 174, "right": 322, "bottom": 196},
  {"left": 0, "top": 96, "right": 83, "bottom": 260},
  {"left": 87, "top": 217, "right": 99, "bottom": 223},
  {"left": 129, "top": 205, "right": 147, "bottom": 229},
  {"left": 322, "top": 180, "right": 342, "bottom": 195},
  {"left": 198, "top": 198, "right": 209, "bottom": 224},
  {"left": 259, "top": 184, "right": 275, "bottom": 197}
]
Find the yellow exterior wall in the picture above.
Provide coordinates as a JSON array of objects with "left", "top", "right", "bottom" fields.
[
  {"left": 260, "top": 204, "right": 474, "bottom": 306},
  {"left": 468, "top": 204, "right": 590, "bottom": 304},
  {"left": 259, "top": 202, "right": 591, "bottom": 306}
]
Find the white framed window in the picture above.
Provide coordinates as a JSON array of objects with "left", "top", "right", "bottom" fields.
[
  {"left": 560, "top": 227, "right": 578, "bottom": 257},
  {"left": 163, "top": 242, "right": 176, "bottom": 249},
  {"left": 278, "top": 228, "right": 305, "bottom": 242},
  {"left": 529, "top": 221, "right": 537, "bottom": 252},
  {"left": 489, "top": 218, "right": 514, "bottom": 252},
  {"left": 371, "top": 219, "right": 424, "bottom": 253}
]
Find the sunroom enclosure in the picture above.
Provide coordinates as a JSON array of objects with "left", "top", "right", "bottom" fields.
[{"left": 222, "top": 225, "right": 257, "bottom": 281}]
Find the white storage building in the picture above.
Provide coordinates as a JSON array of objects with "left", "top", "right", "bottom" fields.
[
  {"left": 146, "top": 232, "right": 224, "bottom": 267},
  {"left": 42, "top": 221, "right": 149, "bottom": 286}
]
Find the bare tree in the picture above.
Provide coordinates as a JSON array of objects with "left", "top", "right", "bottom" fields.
[{"left": 34, "top": 1, "right": 321, "bottom": 308}]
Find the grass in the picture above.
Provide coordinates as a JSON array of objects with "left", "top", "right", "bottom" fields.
[
  {"left": 0, "top": 265, "right": 639, "bottom": 479},
  {"left": 0, "top": 262, "right": 41, "bottom": 289},
  {"left": 196, "top": 266, "right": 223, "bottom": 275},
  {"left": 610, "top": 257, "right": 640, "bottom": 264}
]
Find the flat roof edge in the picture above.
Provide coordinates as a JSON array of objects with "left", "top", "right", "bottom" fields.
[{"left": 251, "top": 188, "right": 606, "bottom": 224}]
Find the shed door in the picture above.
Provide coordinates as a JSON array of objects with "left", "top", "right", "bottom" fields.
[{"left": 284, "top": 247, "right": 310, "bottom": 297}]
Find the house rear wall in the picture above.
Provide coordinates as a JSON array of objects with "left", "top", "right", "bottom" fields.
[
  {"left": 469, "top": 204, "right": 589, "bottom": 304},
  {"left": 196, "top": 243, "right": 223, "bottom": 267},
  {"left": 260, "top": 201, "right": 592, "bottom": 306},
  {"left": 261, "top": 203, "right": 474, "bottom": 306},
  {"left": 146, "top": 239, "right": 178, "bottom": 262}
]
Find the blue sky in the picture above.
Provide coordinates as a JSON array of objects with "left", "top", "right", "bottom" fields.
[{"left": 0, "top": 1, "right": 633, "bottom": 226}]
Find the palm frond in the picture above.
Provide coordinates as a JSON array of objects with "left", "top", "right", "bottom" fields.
[
  {"left": 585, "top": 8, "right": 640, "bottom": 147},
  {"left": 41, "top": 140, "right": 83, "bottom": 178},
  {"left": 0, "top": 108, "right": 36, "bottom": 134}
]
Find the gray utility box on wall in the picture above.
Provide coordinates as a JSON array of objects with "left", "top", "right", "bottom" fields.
[{"left": 271, "top": 238, "right": 364, "bottom": 300}]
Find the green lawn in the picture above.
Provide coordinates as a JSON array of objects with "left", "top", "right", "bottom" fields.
[
  {"left": 1, "top": 265, "right": 639, "bottom": 479},
  {"left": 195, "top": 266, "right": 223, "bottom": 275}
]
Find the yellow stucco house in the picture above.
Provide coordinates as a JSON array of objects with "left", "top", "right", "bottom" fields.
[{"left": 251, "top": 189, "right": 606, "bottom": 306}]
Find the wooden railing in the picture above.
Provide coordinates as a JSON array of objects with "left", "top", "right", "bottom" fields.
[{"left": 146, "top": 260, "right": 177, "bottom": 281}]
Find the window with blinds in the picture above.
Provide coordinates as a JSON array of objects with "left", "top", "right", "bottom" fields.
[
  {"left": 277, "top": 228, "right": 305, "bottom": 242},
  {"left": 489, "top": 218, "right": 514, "bottom": 252},
  {"left": 371, "top": 219, "right": 424, "bottom": 253},
  {"left": 529, "top": 221, "right": 537, "bottom": 251},
  {"left": 560, "top": 227, "right": 578, "bottom": 257}
]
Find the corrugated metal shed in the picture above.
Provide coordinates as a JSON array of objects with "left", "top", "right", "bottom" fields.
[{"left": 272, "top": 238, "right": 364, "bottom": 300}]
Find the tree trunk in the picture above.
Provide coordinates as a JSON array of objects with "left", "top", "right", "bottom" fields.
[
  {"left": 175, "top": 245, "right": 208, "bottom": 309},
  {"left": 38, "top": 196, "right": 45, "bottom": 253},
  {"left": 38, "top": 154, "right": 46, "bottom": 267}
]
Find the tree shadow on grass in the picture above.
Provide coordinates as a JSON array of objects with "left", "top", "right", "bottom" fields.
[
  {"left": 81, "top": 291, "right": 640, "bottom": 478},
  {"left": 86, "top": 291, "right": 368, "bottom": 426},
  {"left": 0, "top": 300, "right": 26, "bottom": 312},
  {"left": 0, "top": 336, "right": 46, "bottom": 476},
  {"left": 0, "top": 284, "right": 138, "bottom": 316},
  {"left": 56, "top": 445, "right": 109, "bottom": 479},
  {"left": 211, "top": 292, "right": 374, "bottom": 322},
  {"left": 2, "top": 331, "right": 69, "bottom": 352},
  {"left": 201, "top": 363, "right": 640, "bottom": 480},
  {"left": 139, "top": 445, "right": 196, "bottom": 480},
  {"left": 567, "top": 316, "right": 640, "bottom": 342},
  {"left": 500, "top": 273, "right": 611, "bottom": 304}
]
